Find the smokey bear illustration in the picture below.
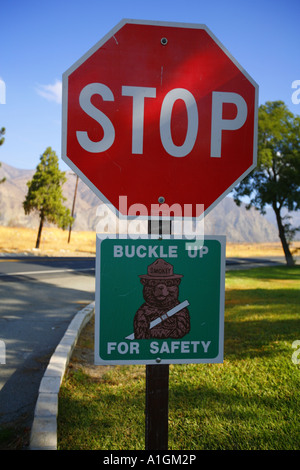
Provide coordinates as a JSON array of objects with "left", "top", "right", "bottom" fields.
[{"left": 133, "top": 259, "right": 190, "bottom": 339}]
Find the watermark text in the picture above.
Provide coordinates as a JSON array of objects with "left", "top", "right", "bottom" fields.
[
  {"left": 292, "top": 340, "right": 300, "bottom": 364},
  {"left": 291, "top": 80, "right": 300, "bottom": 105},
  {"left": 0, "top": 77, "right": 6, "bottom": 104},
  {"left": 0, "top": 340, "right": 6, "bottom": 364},
  {"left": 95, "top": 196, "right": 204, "bottom": 250}
]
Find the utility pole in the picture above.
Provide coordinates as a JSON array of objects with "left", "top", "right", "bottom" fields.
[{"left": 68, "top": 174, "right": 79, "bottom": 243}]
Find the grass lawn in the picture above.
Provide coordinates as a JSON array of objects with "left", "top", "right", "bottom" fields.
[{"left": 57, "top": 265, "right": 300, "bottom": 450}]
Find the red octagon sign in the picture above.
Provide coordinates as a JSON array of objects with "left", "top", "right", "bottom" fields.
[{"left": 62, "top": 19, "right": 258, "bottom": 218}]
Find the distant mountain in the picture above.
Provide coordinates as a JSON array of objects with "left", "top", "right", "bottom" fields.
[
  {"left": 0, "top": 161, "right": 280, "bottom": 242},
  {"left": 204, "top": 197, "right": 278, "bottom": 243}
]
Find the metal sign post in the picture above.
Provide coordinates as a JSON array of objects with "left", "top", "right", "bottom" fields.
[
  {"left": 62, "top": 18, "right": 257, "bottom": 452},
  {"left": 94, "top": 231, "right": 225, "bottom": 449},
  {"left": 145, "top": 217, "right": 171, "bottom": 450},
  {"left": 145, "top": 361, "right": 169, "bottom": 450}
]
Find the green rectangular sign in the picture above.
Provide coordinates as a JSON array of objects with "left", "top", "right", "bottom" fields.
[{"left": 94, "top": 235, "right": 225, "bottom": 365}]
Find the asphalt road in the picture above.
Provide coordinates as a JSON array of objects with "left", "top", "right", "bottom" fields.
[
  {"left": 225, "top": 256, "right": 286, "bottom": 270},
  {"left": 0, "top": 256, "right": 95, "bottom": 443}
]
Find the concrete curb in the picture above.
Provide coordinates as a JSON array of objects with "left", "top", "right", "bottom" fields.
[{"left": 29, "top": 301, "right": 95, "bottom": 450}]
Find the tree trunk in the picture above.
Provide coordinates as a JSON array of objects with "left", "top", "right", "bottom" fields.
[
  {"left": 36, "top": 213, "right": 44, "bottom": 249},
  {"left": 273, "top": 205, "right": 294, "bottom": 266}
]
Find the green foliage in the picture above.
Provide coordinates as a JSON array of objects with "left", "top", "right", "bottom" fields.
[
  {"left": 233, "top": 101, "right": 300, "bottom": 264},
  {"left": 234, "top": 101, "right": 300, "bottom": 212},
  {"left": 0, "top": 127, "right": 5, "bottom": 146},
  {"left": 23, "top": 147, "right": 73, "bottom": 246}
]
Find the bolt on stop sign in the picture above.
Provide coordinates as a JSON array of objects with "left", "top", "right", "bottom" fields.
[{"left": 62, "top": 19, "right": 258, "bottom": 218}]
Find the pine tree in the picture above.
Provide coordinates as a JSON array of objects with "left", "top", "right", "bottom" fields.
[{"left": 23, "top": 147, "right": 73, "bottom": 248}]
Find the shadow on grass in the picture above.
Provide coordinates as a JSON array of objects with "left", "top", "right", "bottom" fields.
[
  {"left": 224, "top": 284, "right": 300, "bottom": 359},
  {"left": 226, "top": 265, "right": 300, "bottom": 281},
  {"left": 168, "top": 378, "right": 299, "bottom": 450},
  {"left": 224, "top": 317, "right": 300, "bottom": 359},
  {"left": 58, "top": 369, "right": 146, "bottom": 450}
]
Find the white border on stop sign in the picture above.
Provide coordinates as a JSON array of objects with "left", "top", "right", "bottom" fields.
[{"left": 61, "top": 19, "right": 258, "bottom": 222}]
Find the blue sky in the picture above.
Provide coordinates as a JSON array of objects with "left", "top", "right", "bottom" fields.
[{"left": 0, "top": 0, "right": 299, "bottom": 171}]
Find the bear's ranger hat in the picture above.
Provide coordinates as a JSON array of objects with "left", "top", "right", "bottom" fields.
[{"left": 139, "top": 259, "right": 183, "bottom": 280}]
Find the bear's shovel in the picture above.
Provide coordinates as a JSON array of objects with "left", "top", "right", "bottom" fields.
[{"left": 125, "top": 299, "right": 190, "bottom": 340}]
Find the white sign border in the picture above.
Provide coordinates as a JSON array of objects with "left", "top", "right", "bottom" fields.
[
  {"left": 61, "top": 19, "right": 258, "bottom": 222},
  {"left": 94, "top": 234, "right": 225, "bottom": 366}
]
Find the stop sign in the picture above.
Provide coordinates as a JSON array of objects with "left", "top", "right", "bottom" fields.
[{"left": 62, "top": 19, "right": 258, "bottom": 218}]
